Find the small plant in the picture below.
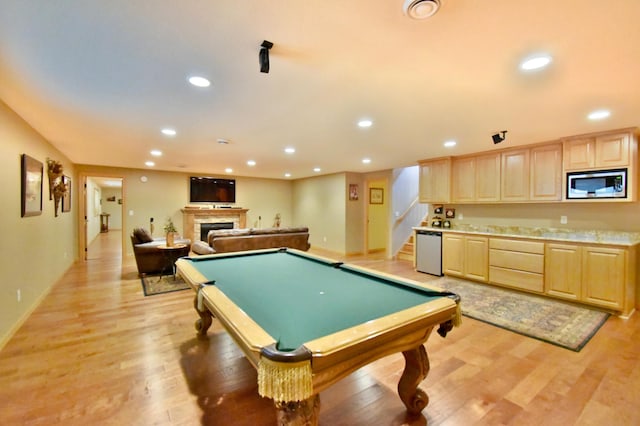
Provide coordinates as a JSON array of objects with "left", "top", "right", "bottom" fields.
[{"left": 163, "top": 217, "right": 177, "bottom": 234}]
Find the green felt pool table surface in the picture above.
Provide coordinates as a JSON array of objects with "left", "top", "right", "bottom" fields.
[{"left": 183, "top": 248, "right": 453, "bottom": 351}]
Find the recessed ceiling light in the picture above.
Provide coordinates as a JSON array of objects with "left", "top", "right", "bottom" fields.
[
  {"left": 357, "top": 119, "right": 373, "bottom": 128},
  {"left": 403, "top": 0, "right": 441, "bottom": 20},
  {"left": 247, "top": 160, "right": 256, "bottom": 166},
  {"left": 145, "top": 161, "right": 155, "bottom": 167},
  {"left": 444, "top": 140, "right": 457, "bottom": 148},
  {"left": 284, "top": 147, "right": 296, "bottom": 154},
  {"left": 313, "top": 167, "right": 321, "bottom": 172},
  {"left": 362, "top": 158, "right": 371, "bottom": 164},
  {"left": 284, "top": 173, "right": 291, "bottom": 178},
  {"left": 161, "top": 128, "right": 176, "bottom": 137},
  {"left": 587, "top": 109, "right": 611, "bottom": 120},
  {"left": 520, "top": 54, "right": 552, "bottom": 71},
  {"left": 150, "top": 150, "right": 162, "bottom": 156},
  {"left": 217, "top": 139, "right": 230, "bottom": 145},
  {"left": 188, "top": 75, "right": 211, "bottom": 87},
  {"left": 225, "top": 168, "right": 233, "bottom": 173}
]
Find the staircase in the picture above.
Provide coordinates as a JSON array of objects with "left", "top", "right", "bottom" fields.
[{"left": 396, "top": 218, "right": 429, "bottom": 262}]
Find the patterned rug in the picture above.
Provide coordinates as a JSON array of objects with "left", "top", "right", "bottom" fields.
[
  {"left": 141, "top": 273, "right": 189, "bottom": 296},
  {"left": 431, "top": 277, "right": 610, "bottom": 352}
]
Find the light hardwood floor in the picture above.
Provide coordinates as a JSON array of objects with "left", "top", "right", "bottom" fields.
[{"left": 1, "top": 230, "right": 638, "bottom": 425}]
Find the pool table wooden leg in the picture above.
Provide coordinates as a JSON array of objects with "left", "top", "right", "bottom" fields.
[
  {"left": 275, "top": 394, "right": 320, "bottom": 426},
  {"left": 193, "top": 295, "right": 213, "bottom": 335},
  {"left": 398, "top": 344, "right": 430, "bottom": 415}
]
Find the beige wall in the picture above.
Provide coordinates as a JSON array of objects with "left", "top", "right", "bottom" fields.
[
  {"left": 345, "top": 172, "right": 366, "bottom": 255},
  {"left": 0, "top": 100, "right": 78, "bottom": 347},
  {"left": 292, "top": 173, "right": 347, "bottom": 253}
]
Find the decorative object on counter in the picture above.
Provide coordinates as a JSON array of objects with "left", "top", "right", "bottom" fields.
[
  {"left": 431, "top": 217, "right": 443, "bottom": 227},
  {"left": 349, "top": 184, "right": 358, "bottom": 201},
  {"left": 433, "top": 205, "right": 443, "bottom": 214},
  {"left": 21, "top": 154, "right": 43, "bottom": 217},
  {"left": 164, "top": 217, "right": 178, "bottom": 247},
  {"left": 273, "top": 213, "right": 281, "bottom": 227},
  {"left": 432, "top": 276, "right": 609, "bottom": 351},
  {"left": 445, "top": 208, "right": 455, "bottom": 218},
  {"left": 443, "top": 220, "right": 451, "bottom": 228},
  {"left": 61, "top": 175, "right": 71, "bottom": 213},
  {"left": 369, "top": 187, "right": 384, "bottom": 204}
]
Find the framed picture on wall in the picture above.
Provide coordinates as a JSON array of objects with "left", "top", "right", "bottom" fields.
[
  {"left": 21, "top": 154, "right": 43, "bottom": 217},
  {"left": 61, "top": 175, "right": 71, "bottom": 213},
  {"left": 369, "top": 187, "right": 384, "bottom": 204},
  {"left": 349, "top": 184, "right": 358, "bottom": 201}
]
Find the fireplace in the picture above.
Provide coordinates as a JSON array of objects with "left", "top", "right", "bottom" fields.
[
  {"left": 181, "top": 207, "right": 248, "bottom": 243},
  {"left": 200, "top": 222, "right": 233, "bottom": 241}
]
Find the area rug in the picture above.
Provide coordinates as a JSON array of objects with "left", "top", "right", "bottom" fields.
[
  {"left": 431, "top": 277, "right": 610, "bottom": 352},
  {"left": 141, "top": 273, "right": 189, "bottom": 296}
]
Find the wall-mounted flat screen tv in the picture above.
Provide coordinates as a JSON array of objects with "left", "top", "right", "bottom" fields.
[{"left": 189, "top": 177, "right": 236, "bottom": 203}]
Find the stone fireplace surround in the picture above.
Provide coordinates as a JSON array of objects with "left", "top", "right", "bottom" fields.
[{"left": 181, "top": 207, "right": 248, "bottom": 242}]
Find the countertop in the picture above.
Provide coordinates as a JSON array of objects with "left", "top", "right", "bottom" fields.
[{"left": 413, "top": 224, "right": 640, "bottom": 246}]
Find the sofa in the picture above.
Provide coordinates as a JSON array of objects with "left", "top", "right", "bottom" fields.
[
  {"left": 130, "top": 228, "right": 191, "bottom": 275},
  {"left": 191, "top": 226, "right": 310, "bottom": 255}
]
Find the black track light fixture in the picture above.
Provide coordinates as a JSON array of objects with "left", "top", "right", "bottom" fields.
[
  {"left": 492, "top": 130, "right": 507, "bottom": 144},
  {"left": 259, "top": 40, "right": 273, "bottom": 73}
]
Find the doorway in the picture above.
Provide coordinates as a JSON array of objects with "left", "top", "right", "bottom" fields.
[{"left": 82, "top": 176, "right": 124, "bottom": 261}]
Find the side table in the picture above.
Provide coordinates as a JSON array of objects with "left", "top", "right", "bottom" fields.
[{"left": 157, "top": 243, "right": 187, "bottom": 282}]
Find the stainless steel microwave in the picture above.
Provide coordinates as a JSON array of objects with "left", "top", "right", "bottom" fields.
[{"left": 566, "top": 168, "right": 627, "bottom": 199}]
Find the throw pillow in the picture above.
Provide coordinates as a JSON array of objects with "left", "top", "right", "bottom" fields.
[{"left": 133, "top": 227, "right": 153, "bottom": 243}]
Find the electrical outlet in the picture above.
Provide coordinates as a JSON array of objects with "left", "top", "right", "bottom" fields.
[
  {"left": 560, "top": 215, "right": 567, "bottom": 224},
  {"left": 17, "top": 289, "right": 21, "bottom": 302},
  {"left": 459, "top": 213, "right": 464, "bottom": 220},
  {"left": 323, "top": 236, "right": 327, "bottom": 242}
]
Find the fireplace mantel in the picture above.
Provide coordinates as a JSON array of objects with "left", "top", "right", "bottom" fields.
[{"left": 181, "top": 208, "right": 248, "bottom": 242}]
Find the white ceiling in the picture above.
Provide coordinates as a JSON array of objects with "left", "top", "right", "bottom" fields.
[{"left": 1, "top": 0, "right": 639, "bottom": 180}]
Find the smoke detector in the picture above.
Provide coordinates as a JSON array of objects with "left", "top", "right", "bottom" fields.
[{"left": 403, "top": 0, "right": 441, "bottom": 19}]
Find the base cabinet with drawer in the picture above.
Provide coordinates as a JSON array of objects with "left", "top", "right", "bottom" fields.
[
  {"left": 545, "top": 243, "right": 633, "bottom": 314},
  {"left": 442, "top": 234, "right": 488, "bottom": 282},
  {"left": 489, "top": 238, "right": 545, "bottom": 292}
]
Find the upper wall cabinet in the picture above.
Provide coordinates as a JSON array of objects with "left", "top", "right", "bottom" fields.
[
  {"left": 451, "top": 153, "right": 500, "bottom": 203},
  {"left": 530, "top": 144, "right": 562, "bottom": 201},
  {"left": 501, "top": 149, "right": 530, "bottom": 201},
  {"left": 419, "top": 157, "right": 451, "bottom": 203},
  {"left": 563, "top": 132, "right": 630, "bottom": 170}
]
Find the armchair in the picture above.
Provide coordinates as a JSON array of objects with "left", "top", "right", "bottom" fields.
[{"left": 130, "top": 228, "right": 191, "bottom": 276}]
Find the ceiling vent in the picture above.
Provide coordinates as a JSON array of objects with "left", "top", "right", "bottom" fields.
[{"left": 403, "top": 0, "right": 441, "bottom": 20}]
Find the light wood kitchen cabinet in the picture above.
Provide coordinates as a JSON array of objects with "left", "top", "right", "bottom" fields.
[
  {"left": 419, "top": 157, "right": 451, "bottom": 203},
  {"left": 443, "top": 233, "right": 488, "bottom": 282},
  {"left": 501, "top": 149, "right": 530, "bottom": 201},
  {"left": 530, "top": 144, "right": 562, "bottom": 200},
  {"left": 545, "top": 243, "right": 630, "bottom": 312},
  {"left": 563, "top": 132, "right": 630, "bottom": 170},
  {"left": 451, "top": 157, "right": 476, "bottom": 202},
  {"left": 582, "top": 246, "right": 626, "bottom": 310},
  {"left": 545, "top": 243, "right": 582, "bottom": 301},
  {"left": 489, "top": 238, "right": 544, "bottom": 292},
  {"left": 451, "top": 153, "right": 500, "bottom": 203},
  {"left": 475, "top": 153, "right": 501, "bottom": 202}
]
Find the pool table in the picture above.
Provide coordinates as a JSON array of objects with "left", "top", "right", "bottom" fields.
[{"left": 176, "top": 248, "right": 460, "bottom": 425}]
